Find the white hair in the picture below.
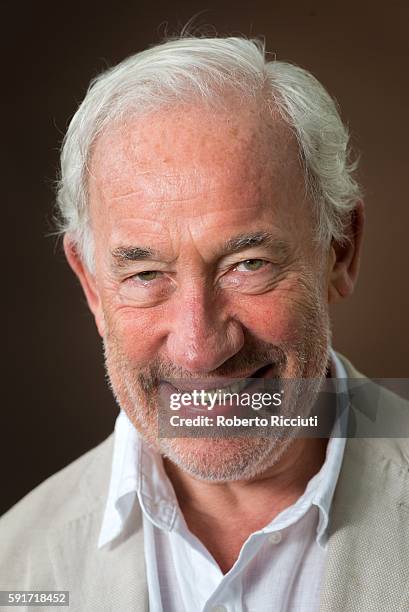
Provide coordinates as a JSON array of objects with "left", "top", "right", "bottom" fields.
[{"left": 56, "top": 36, "right": 362, "bottom": 270}]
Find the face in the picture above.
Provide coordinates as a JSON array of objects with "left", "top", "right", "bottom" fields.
[{"left": 78, "top": 103, "right": 335, "bottom": 481}]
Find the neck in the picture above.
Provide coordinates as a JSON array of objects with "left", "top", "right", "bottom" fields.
[{"left": 164, "top": 437, "right": 328, "bottom": 573}]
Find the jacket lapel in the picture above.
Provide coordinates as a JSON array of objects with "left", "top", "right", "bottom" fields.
[
  {"left": 320, "top": 357, "right": 409, "bottom": 611},
  {"left": 47, "top": 435, "right": 149, "bottom": 611},
  {"left": 48, "top": 504, "right": 148, "bottom": 612}
]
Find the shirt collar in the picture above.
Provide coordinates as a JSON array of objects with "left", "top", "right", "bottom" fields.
[
  {"left": 98, "top": 348, "right": 348, "bottom": 549},
  {"left": 314, "top": 349, "right": 348, "bottom": 547},
  {"left": 98, "top": 412, "right": 177, "bottom": 548}
]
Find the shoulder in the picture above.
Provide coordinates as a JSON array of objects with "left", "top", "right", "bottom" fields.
[
  {"left": 337, "top": 352, "right": 409, "bottom": 468},
  {"left": 1, "top": 434, "right": 114, "bottom": 531},
  {"left": 0, "top": 434, "right": 114, "bottom": 588}
]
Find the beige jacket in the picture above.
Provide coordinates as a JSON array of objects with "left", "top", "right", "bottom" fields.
[{"left": 1, "top": 355, "right": 409, "bottom": 611}]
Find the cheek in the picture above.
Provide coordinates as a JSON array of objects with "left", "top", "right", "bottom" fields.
[
  {"left": 233, "top": 285, "right": 321, "bottom": 346},
  {"left": 103, "top": 303, "right": 167, "bottom": 366}
]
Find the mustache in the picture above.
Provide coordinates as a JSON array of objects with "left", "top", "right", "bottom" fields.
[{"left": 133, "top": 341, "right": 288, "bottom": 393}]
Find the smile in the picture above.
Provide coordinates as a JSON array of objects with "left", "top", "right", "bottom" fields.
[{"left": 164, "top": 363, "right": 274, "bottom": 398}]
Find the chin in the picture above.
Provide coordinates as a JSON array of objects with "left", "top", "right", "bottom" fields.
[{"left": 157, "top": 435, "right": 291, "bottom": 482}]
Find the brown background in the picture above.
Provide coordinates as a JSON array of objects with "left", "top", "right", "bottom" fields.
[{"left": 2, "top": 0, "right": 408, "bottom": 515}]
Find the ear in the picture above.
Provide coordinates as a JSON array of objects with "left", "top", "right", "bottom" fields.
[
  {"left": 327, "top": 200, "right": 365, "bottom": 303},
  {"left": 63, "top": 235, "right": 105, "bottom": 337}
]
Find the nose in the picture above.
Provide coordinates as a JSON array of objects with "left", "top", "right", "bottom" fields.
[{"left": 165, "top": 289, "right": 245, "bottom": 374}]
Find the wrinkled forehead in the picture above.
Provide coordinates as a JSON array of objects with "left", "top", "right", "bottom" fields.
[{"left": 88, "top": 103, "right": 304, "bottom": 204}]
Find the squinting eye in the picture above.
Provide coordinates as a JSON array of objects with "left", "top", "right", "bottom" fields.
[
  {"left": 134, "top": 271, "right": 160, "bottom": 281},
  {"left": 236, "top": 259, "right": 267, "bottom": 272},
  {"left": 120, "top": 268, "right": 174, "bottom": 307}
]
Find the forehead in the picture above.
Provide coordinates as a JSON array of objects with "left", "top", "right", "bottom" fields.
[
  {"left": 87, "top": 104, "right": 311, "bottom": 249},
  {"left": 92, "top": 102, "right": 296, "bottom": 161}
]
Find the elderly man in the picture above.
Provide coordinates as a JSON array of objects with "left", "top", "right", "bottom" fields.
[{"left": 1, "top": 36, "right": 408, "bottom": 612}]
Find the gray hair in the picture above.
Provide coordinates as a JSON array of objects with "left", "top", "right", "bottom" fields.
[{"left": 56, "top": 36, "right": 362, "bottom": 270}]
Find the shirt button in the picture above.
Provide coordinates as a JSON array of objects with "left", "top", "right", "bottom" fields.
[
  {"left": 268, "top": 531, "right": 282, "bottom": 544},
  {"left": 211, "top": 606, "right": 227, "bottom": 612}
]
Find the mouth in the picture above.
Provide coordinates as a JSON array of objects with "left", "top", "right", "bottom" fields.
[
  {"left": 157, "top": 363, "right": 281, "bottom": 419},
  {"left": 161, "top": 363, "right": 275, "bottom": 397}
]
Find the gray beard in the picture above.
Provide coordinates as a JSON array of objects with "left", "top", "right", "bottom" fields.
[{"left": 104, "top": 278, "right": 331, "bottom": 482}]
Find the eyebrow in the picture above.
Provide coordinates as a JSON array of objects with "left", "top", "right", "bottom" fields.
[
  {"left": 222, "top": 232, "right": 292, "bottom": 260},
  {"left": 110, "top": 232, "right": 291, "bottom": 269},
  {"left": 111, "top": 246, "right": 157, "bottom": 267}
]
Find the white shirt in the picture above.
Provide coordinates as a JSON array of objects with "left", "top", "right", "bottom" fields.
[{"left": 99, "top": 351, "right": 348, "bottom": 612}]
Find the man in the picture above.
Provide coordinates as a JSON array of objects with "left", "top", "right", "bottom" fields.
[{"left": 1, "top": 35, "right": 408, "bottom": 612}]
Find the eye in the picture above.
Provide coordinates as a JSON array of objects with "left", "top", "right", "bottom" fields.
[
  {"left": 133, "top": 271, "right": 160, "bottom": 282},
  {"left": 219, "top": 257, "right": 278, "bottom": 295},
  {"left": 120, "top": 269, "right": 174, "bottom": 307},
  {"left": 235, "top": 259, "right": 267, "bottom": 272}
]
